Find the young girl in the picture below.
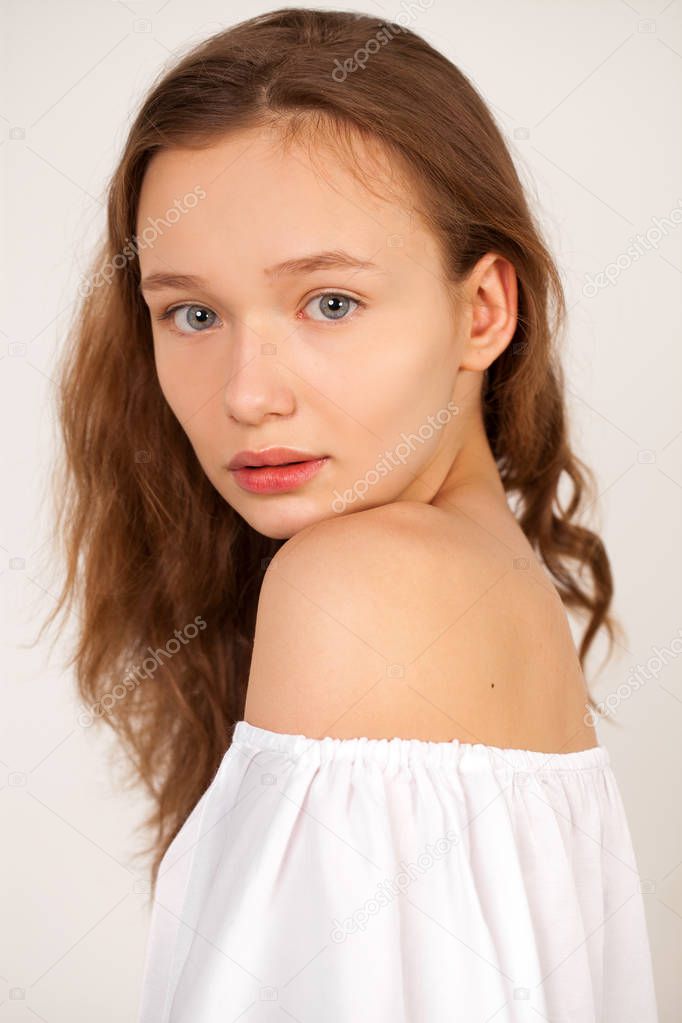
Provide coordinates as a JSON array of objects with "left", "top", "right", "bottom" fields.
[{"left": 45, "top": 8, "right": 658, "bottom": 1021}]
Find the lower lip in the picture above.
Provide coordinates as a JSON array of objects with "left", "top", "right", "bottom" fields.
[{"left": 230, "top": 457, "right": 329, "bottom": 494}]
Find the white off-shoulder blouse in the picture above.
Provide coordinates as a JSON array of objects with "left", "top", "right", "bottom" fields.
[{"left": 137, "top": 720, "right": 658, "bottom": 1022}]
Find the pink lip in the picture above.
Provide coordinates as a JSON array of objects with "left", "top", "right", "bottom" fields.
[
  {"left": 230, "top": 456, "right": 329, "bottom": 494},
  {"left": 228, "top": 447, "right": 324, "bottom": 470}
]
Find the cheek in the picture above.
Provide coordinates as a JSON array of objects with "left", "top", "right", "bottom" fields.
[
  {"left": 153, "top": 346, "right": 223, "bottom": 464},
  {"left": 311, "top": 318, "right": 457, "bottom": 461},
  {"left": 153, "top": 341, "right": 211, "bottom": 420}
]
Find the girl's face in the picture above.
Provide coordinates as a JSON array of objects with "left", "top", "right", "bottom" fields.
[{"left": 137, "top": 127, "right": 470, "bottom": 539}]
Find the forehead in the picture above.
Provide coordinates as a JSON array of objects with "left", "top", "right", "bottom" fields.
[{"left": 135, "top": 127, "right": 441, "bottom": 278}]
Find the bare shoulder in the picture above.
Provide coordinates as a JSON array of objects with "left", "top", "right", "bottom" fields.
[{"left": 244, "top": 500, "right": 598, "bottom": 752}]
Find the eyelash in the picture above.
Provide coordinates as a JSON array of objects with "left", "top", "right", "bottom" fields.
[{"left": 154, "top": 291, "right": 365, "bottom": 335}]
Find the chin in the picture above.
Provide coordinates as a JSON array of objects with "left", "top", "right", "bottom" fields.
[{"left": 236, "top": 502, "right": 340, "bottom": 541}]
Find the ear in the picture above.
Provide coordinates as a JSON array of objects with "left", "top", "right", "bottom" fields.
[{"left": 459, "top": 253, "right": 518, "bottom": 372}]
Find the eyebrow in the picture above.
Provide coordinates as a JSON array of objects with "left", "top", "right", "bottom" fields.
[{"left": 139, "top": 249, "right": 384, "bottom": 293}]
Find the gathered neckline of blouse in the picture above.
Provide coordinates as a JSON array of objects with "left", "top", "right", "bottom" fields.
[{"left": 231, "top": 719, "right": 610, "bottom": 774}]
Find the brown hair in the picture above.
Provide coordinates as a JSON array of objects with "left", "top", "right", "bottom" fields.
[{"left": 38, "top": 7, "right": 624, "bottom": 896}]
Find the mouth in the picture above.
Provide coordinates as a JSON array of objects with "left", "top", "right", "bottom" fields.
[
  {"left": 228, "top": 455, "right": 330, "bottom": 495},
  {"left": 244, "top": 459, "right": 307, "bottom": 468},
  {"left": 227, "top": 447, "right": 326, "bottom": 470}
]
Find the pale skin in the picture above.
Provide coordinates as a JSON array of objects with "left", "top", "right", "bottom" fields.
[{"left": 137, "top": 125, "right": 598, "bottom": 753}]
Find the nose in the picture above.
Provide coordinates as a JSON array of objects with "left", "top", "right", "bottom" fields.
[{"left": 223, "top": 321, "right": 296, "bottom": 425}]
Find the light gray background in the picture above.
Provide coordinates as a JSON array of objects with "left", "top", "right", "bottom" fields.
[{"left": 1, "top": 0, "right": 680, "bottom": 1019}]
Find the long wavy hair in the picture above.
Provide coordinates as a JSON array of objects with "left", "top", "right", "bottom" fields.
[{"left": 38, "top": 7, "right": 624, "bottom": 896}]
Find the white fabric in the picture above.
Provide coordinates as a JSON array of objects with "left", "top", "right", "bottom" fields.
[{"left": 137, "top": 720, "right": 658, "bottom": 1022}]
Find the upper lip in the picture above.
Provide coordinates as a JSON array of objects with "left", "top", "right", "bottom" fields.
[{"left": 228, "top": 447, "right": 326, "bottom": 470}]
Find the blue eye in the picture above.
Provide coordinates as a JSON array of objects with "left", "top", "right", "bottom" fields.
[
  {"left": 305, "top": 292, "right": 361, "bottom": 322},
  {"left": 155, "top": 292, "right": 363, "bottom": 335},
  {"left": 156, "top": 304, "right": 219, "bottom": 335}
]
